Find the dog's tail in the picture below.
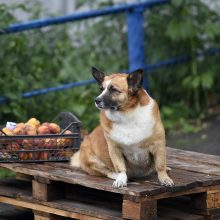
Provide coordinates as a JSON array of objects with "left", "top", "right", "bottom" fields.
[{"left": 70, "top": 150, "right": 81, "bottom": 168}]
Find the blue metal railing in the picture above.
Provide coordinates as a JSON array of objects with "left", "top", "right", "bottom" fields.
[
  {"left": 1, "top": 0, "right": 220, "bottom": 104},
  {"left": 1, "top": 46, "right": 220, "bottom": 104},
  {"left": 2, "top": 0, "right": 169, "bottom": 34}
]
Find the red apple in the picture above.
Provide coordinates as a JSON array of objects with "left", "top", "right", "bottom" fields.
[
  {"left": 40, "top": 152, "right": 49, "bottom": 160},
  {"left": 37, "top": 125, "right": 50, "bottom": 135},
  {"left": 48, "top": 123, "right": 61, "bottom": 134}
]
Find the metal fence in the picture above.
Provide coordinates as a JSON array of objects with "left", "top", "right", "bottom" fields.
[{"left": 0, "top": 0, "right": 219, "bottom": 103}]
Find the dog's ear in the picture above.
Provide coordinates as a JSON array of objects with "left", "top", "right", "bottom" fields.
[
  {"left": 127, "top": 69, "right": 144, "bottom": 91},
  {"left": 91, "top": 67, "right": 105, "bottom": 85}
]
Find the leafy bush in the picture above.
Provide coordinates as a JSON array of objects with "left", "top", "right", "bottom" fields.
[
  {"left": 0, "top": 1, "right": 127, "bottom": 130},
  {"left": 0, "top": 0, "right": 220, "bottom": 133},
  {"left": 146, "top": 0, "right": 220, "bottom": 131}
]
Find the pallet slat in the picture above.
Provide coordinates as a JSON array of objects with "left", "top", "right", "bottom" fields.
[{"left": 0, "top": 163, "right": 220, "bottom": 198}]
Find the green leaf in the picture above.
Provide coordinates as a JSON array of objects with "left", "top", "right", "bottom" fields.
[
  {"left": 166, "top": 19, "right": 197, "bottom": 41},
  {"left": 201, "top": 72, "right": 214, "bottom": 89},
  {"left": 203, "top": 21, "right": 220, "bottom": 39},
  {"left": 182, "top": 75, "right": 200, "bottom": 89},
  {"left": 191, "top": 76, "right": 200, "bottom": 89}
]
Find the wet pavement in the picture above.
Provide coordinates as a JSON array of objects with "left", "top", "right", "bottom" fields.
[{"left": 167, "top": 114, "right": 220, "bottom": 156}]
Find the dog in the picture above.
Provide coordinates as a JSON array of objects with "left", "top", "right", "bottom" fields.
[{"left": 70, "top": 67, "right": 174, "bottom": 187}]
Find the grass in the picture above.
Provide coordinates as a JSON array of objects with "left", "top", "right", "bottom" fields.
[{"left": 0, "top": 168, "right": 15, "bottom": 178}]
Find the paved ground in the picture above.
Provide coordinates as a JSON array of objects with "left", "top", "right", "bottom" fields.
[{"left": 167, "top": 114, "right": 220, "bottom": 156}]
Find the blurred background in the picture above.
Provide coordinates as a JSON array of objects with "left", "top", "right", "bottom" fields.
[{"left": 0, "top": 0, "right": 220, "bottom": 159}]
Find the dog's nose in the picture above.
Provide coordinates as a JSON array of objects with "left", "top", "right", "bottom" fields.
[{"left": 95, "top": 98, "right": 102, "bottom": 105}]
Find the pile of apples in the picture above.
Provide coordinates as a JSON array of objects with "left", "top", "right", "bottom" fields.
[{"left": 0, "top": 118, "right": 74, "bottom": 161}]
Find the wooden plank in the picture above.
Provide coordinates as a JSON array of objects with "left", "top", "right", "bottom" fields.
[
  {"left": 34, "top": 211, "right": 52, "bottom": 220},
  {"left": 1, "top": 163, "right": 220, "bottom": 199},
  {"left": 32, "top": 179, "right": 65, "bottom": 202},
  {"left": 167, "top": 147, "right": 220, "bottom": 166},
  {"left": 167, "top": 147, "right": 220, "bottom": 176},
  {"left": 16, "top": 173, "right": 33, "bottom": 182},
  {"left": 34, "top": 211, "right": 70, "bottom": 220},
  {"left": 122, "top": 200, "right": 157, "bottom": 220},
  {"left": 0, "top": 178, "right": 219, "bottom": 220},
  {"left": 167, "top": 158, "right": 220, "bottom": 176},
  {"left": 0, "top": 146, "right": 220, "bottom": 199},
  {"left": 0, "top": 178, "right": 123, "bottom": 220},
  {"left": 0, "top": 196, "right": 118, "bottom": 220},
  {"left": 0, "top": 163, "right": 162, "bottom": 197},
  {"left": 213, "top": 191, "right": 220, "bottom": 208},
  {"left": 126, "top": 185, "right": 220, "bottom": 203}
]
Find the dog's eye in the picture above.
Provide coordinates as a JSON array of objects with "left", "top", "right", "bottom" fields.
[
  {"left": 109, "top": 86, "right": 120, "bottom": 93},
  {"left": 99, "top": 86, "right": 104, "bottom": 91}
]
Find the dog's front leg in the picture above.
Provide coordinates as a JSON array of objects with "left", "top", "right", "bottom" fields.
[
  {"left": 107, "top": 139, "right": 127, "bottom": 188},
  {"left": 150, "top": 143, "right": 174, "bottom": 187}
]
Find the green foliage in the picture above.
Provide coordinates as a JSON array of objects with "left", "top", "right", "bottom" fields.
[
  {"left": 146, "top": 0, "right": 220, "bottom": 131},
  {"left": 0, "top": 0, "right": 220, "bottom": 135},
  {"left": 0, "top": 169, "right": 15, "bottom": 178},
  {"left": 161, "top": 103, "right": 200, "bottom": 133},
  {"left": 0, "top": 1, "right": 127, "bottom": 130}
]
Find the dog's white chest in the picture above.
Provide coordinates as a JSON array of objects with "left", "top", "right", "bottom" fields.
[{"left": 106, "top": 99, "right": 155, "bottom": 146}]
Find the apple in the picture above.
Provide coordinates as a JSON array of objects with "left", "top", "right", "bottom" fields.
[
  {"left": 19, "top": 151, "right": 28, "bottom": 160},
  {"left": 63, "top": 130, "right": 73, "bottom": 146},
  {"left": 28, "top": 152, "right": 33, "bottom": 160},
  {"left": 22, "top": 139, "right": 33, "bottom": 148},
  {"left": 16, "top": 122, "right": 25, "bottom": 129},
  {"left": 48, "top": 123, "right": 61, "bottom": 134},
  {"left": 44, "top": 138, "right": 57, "bottom": 149},
  {"left": 25, "top": 124, "right": 37, "bottom": 135},
  {"left": 13, "top": 126, "right": 25, "bottom": 135},
  {"left": 35, "top": 139, "right": 45, "bottom": 148},
  {"left": 37, "top": 125, "right": 50, "bottom": 135},
  {"left": 28, "top": 152, "right": 39, "bottom": 160},
  {"left": 40, "top": 152, "right": 49, "bottom": 160},
  {"left": 42, "top": 122, "right": 50, "bottom": 127},
  {"left": 8, "top": 143, "right": 19, "bottom": 151},
  {"left": 13, "top": 123, "right": 26, "bottom": 135},
  {"left": 56, "top": 138, "right": 65, "bottom": 148}
]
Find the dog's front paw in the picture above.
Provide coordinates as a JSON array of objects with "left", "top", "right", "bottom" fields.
[
  {"left": 159, "top": 175, "right": 174, "bottom": 187},
  {"left": 158, "top": 171, "right": 174, "bottom": 187},
  {"left": 113, "top": 172, "right": 127, "bottom": 188}
]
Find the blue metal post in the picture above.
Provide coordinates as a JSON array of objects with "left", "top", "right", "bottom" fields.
[{"left": 127, "top": 7, "right": 147, "bottom": 89}]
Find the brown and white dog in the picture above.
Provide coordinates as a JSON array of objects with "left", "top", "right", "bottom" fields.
[{"left": 70, "top": 67, "right": 174, "bottom": 187}]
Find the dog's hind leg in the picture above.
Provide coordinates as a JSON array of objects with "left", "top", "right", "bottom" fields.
[{"left": 85, "top": 155, "right": 118, "bottom": 180}]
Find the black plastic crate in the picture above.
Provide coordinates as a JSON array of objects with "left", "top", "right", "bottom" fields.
[{"left": 0, "top": 112, "right": 81, "bottom": 162}]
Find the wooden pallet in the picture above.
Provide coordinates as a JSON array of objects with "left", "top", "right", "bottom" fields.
[{"left": 0, "top": 147, "right": 219, "bottom": 220}]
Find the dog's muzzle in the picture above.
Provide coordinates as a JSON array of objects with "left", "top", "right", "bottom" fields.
[{"left": 95, "top": 97, "right": 119, "bottom": 111}]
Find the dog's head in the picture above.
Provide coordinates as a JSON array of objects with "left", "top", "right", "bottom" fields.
[{"left": 91, "top": 67, "right": 144, "bottom": 111}]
